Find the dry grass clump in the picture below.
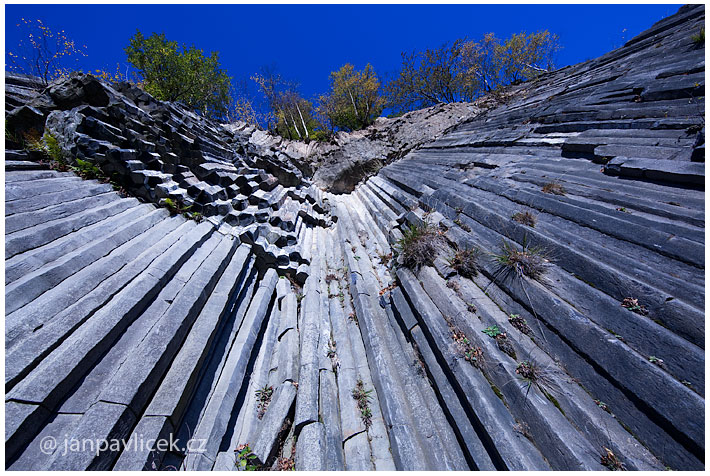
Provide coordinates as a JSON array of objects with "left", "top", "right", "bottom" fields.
[
  {"left": 600, "top": 447, "right": 626, "bottom": 471},
  {"left": 448, "top": 248, "right": 480, "bottom": 278},
  {"left": 512, "top": 210, "right": 537, "bottom": 227},
  {"left": 541, "top": 182, "right": 566, "bottom": 195},
  {"left": 396, "top": 222, "right": 443, "bottom": 269},
  {"left": 515, "top": 359, "right": 555, "bottom": 397},
  {"left": 493, "top": 240, "right": 548, "bottom": 280}
]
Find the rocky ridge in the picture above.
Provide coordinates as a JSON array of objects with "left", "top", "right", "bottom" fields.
[{"left": 4, "top": 4, "right": 705, "bottom": 471}]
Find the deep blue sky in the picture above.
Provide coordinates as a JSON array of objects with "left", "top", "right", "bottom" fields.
[{"left": 6, "top": 4, "right": 678, "bottom": 102}]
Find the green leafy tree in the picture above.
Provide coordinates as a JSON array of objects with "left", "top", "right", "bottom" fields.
[
  {"left": 497, "top": 31, "right": 560, "bottom": 83},
  {"left": 460, "top": 33, "right": 502, "bottom": 93},
  {"left": 319, "top": 63, "right": 385, "bottom": 132},
  {"left": 7, "top": 18, "right": 87, "bottom": 84},
  {"left": 386, "top": 31, "right": 560, "bottom": 114},
  {"left": 125, "top": 31, "right": 231, "bottom": 120},
  {"left": 385, "top": 39, "right": 472, "bottom": 114}
]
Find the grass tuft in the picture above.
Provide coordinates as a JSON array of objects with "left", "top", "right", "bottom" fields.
[
  {"left": 691, "top": 27, "right": 704, "bottom": 46},
  {"left": 448, "top": 248, "right": 480, "bottom": 278},
  {"left": 541, "top": 182, "right": 566, "bottom": 196},
  {"left": 512, "top": 211, "right": 537, "bottom": 227},
  {"left": 396, "top": 222, "right": 443, "bottom": 269},
  {"left": 515, "top": 359, "right": 555, "bottom": 398},
  {"left": 492, "top": 239, "right": 548, "bottom": 280}
]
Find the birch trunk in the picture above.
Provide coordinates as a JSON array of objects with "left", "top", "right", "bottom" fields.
[{"left": 296, "top": 102, "right": 309, "bottom": 139}]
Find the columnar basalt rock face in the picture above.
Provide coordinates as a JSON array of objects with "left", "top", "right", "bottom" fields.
[
  {"left": 5, "top": 72, "right": 331, "bottom": 280},
  {"left": 4, "top": 4, "right": 705, "bottom": 471}
]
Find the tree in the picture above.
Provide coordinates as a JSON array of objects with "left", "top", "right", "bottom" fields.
[
  {"left": 385, "top": 39, "right": 472, "bottom": 114},
  {"left": 125, "top": 31, "right": 231, "bottom": 120},
  {"left": 497, "top": 31, "right": 560, "bottom": 83},
  {"left": 226, "top": 77, "right": 260, "bottom": 126},
  {"left": 252, "top": 67, "right": 322, "bottom": 141},
  {"left": 460, "top": 33, "right": 502, "bottom": 93},
  {"left": 386, "top": 31, "right": 560, "bottom": 114},
  {"left": 7, "top": 18, "right": 87, "bottom": 84},
  {"left": 319, "top": 63, "right": 385, "bottom": 132}
]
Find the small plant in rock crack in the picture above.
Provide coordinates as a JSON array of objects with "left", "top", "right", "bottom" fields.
[
  {"left": 600, "top": 447, "right": 626, "bottom": 471},
  {"left": 492, "top": 239, "right": 549, "bottom": 281},
  {"left": 451, "top": 325, "right": 483, "bottom": 367},
  {"left": 446, "top": 279, "right": 460, "bottom": 292},
  {"left": 352, "top": 379, "right": 373, "bottom": 430},
  {"left": 594, "top": 399, "right": 611, "bottom": 413},
  {"left": 448, "top": 248, "right": 480, "bottom": 278},
  {"left": 255, "top": 385, "right": 274, "bottom": 420},
  {"left": 482, "top": 325, "right": 502, "bottom": 338},
  {"left": 483, "top": 325, "right": 516, "bottom": 358},
  {"left": 348, "top": 311, "right": 358, "bottom": 326},
  {"left": 508, "top": 314, "right": 532, "bottom": 335},
  {"left": 648, "top": 356, "right": 665, "bottom": 368},
  {"left": 377, "top": 252, "right": 393, "bottom": 265},
  {"left": 396, "top": 222, "right": 444, "bottom": 269},
  {"left": 621, "top": 297, "right": 648, "bottom": 316},
  {"left": 162, "top": 197, "right": 192, "bottom": 215},
  {"left": 72, "top": 158, "right": 104, "bottom": 180},
  {"left": 541, "top": 182, "right": 566, "bottom": 196},
  {"left": 325, "top": 273, "right": 338, "bottom": 283},
  {"left": 511, "top": 211, "right": 537, "bottom": 227},
  {"left": 691, "top": 27, "right": 704, "bottom": 46},
  {"left": 513, "top": 421, "right": 532, "bottom": 439},
  {"left": 615, "top": 207, "right": 631, "bottom": 214},
  {"left": 495, "top": 332, "right": 517, "bottom": 360},
  {"left": 412, "top": 358, "right": 427, "bottom": 378},
  {"left": 326, "top": 337, "right": 340, "bottom": 372},
  {"left": 235, "top": 444, "right": 260, "bottom": 471},
  {"left": 275, "top": 456, "right": 295, "bottom": 471},
  {"left": 453, "top": 218, "right": 472, "bottom": 232}
]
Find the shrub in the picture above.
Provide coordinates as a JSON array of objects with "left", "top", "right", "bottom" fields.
[
  {"left": 493, "top": 239, "right": 548, "bottom": 280},
  {"left": 448, "top": 248, "right": 480, "bottom": 278},
  {"left": 512, "top": 211, "right": 536, "bottom": 227},
  {"left": 396, "top": 222, "right": 443, "bottom": 269}
]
